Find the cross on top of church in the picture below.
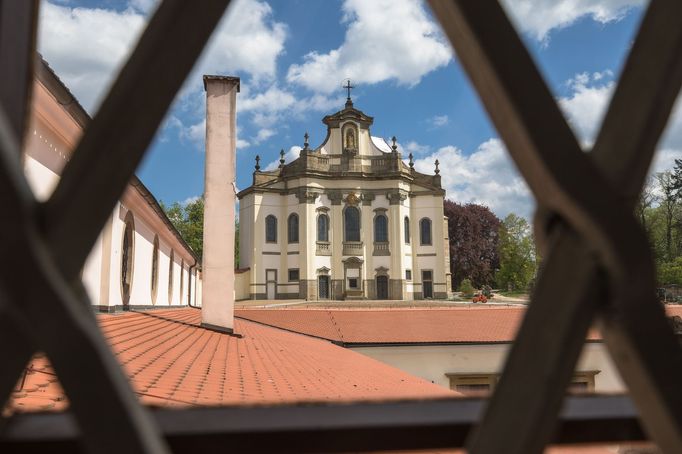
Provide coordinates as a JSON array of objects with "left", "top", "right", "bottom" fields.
[{"left": 343, "top": 78, "right": 354, "bottom": 108}]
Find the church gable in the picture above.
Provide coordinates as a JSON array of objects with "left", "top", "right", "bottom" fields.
[{"left": 238, "top": 90, "right": 444, "bottom": 197}]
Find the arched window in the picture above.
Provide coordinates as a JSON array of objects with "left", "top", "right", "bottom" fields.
[
  {"left": 374, "top": 214, "right": 388, "bottom": 242},
  {"left": 317, "top": 214, "right": 329, "bottom": 242},
  {"left": 150, "top": 235, "right": 159, "bottom": 304},
  {"left": 404, "top": 216, "right": 410, "bottom": 244},
  {"left": 288, "top": 213, "right": 299, "bottom": 243},
  {"left": 265, "top": 215, "right": 277, "bottom": 243},
  {"left": 420, "top": 218, "right": 432, "bottom": 245},
  {"left": 344, "top": 206, "right": 360, "bottom": 242},
  {"left": 179, "top": 259, "right": 184, "bottom": 305},
  {"left": 168, "top": 249, "right": 174, "bottom": 304},
  {"left": 120, "top": 212, "right": 135, "bottom": 306}
]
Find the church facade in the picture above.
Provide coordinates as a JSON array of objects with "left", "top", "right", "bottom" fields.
[{"left": 238, "top": 98, "right": 451, "bottom": 300}]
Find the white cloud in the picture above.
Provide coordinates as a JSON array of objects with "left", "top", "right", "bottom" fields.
[
  {"left": 263, "top": 146, "right": 302, "bottom": 171},
  {"left": 38, "top": 0, "right": 287, "bottom": 112},
  {"left": 557, "top": 70, "right": 682, "bottom": 177},
  {"left": 181, "top": 195, "right": 200, "bottom": 205},
  {"left": 286, "top": 0, "right": 452, "bottom": 94},
  {"left": 651, "top": 148, "right": 682, "bottom": 175},
  {"left": 415, "top": 139, "right": 533, "bottom": 218},
  {"left": 558, "top": 71, "right": 615, "bottom": 147},
  {"left": 189, "top": 0, "right": 287, "bottom": 93},
  {"left": 38, "top": 2, "right": 147, "bottom": 112},
  {"left": 254, "top": 128, "right": 275, "bottom": 144},
  {"left": 403, "top": 140, "right": 430, "bottom": 155},
  {"left": 237, "top": 84, "right": 341, "bottom": 135},
  {"left": 179, "top": 119, "right": 250, "bottom": 150},
  {"left": 428, "top": 114, "right": 449, "bottom": 128},
  {"left": 500, "top": 0, "right": 645, "bottom": 42}
]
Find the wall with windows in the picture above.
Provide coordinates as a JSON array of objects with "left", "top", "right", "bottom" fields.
[
  {"left": 23, "top": 69, "right": 201, "bottom": 312},
  {"left": 239, "top": 179, "right": 448, "bottom": 300},
  {"left": 351, "top": 342, "right": 625, "bottom": 393}
]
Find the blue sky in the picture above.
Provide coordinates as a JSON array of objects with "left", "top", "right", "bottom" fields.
[{"left": 37, "top": 0, "right": 682, "bottom": 218}]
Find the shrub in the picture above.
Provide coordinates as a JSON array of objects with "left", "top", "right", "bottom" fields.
[{"left": 459, "top": 278, "right": 475, "bottom": 297}]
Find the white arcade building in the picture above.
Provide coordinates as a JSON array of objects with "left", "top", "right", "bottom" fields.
[{"left": 237, "top": 96, "right": 451, "bottom": 301}]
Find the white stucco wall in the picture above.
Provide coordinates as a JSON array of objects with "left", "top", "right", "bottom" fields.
[
  {"left": 24, "top": 75, "right": 201, "bottom": 311},
  {"left": 351, "top": 342, "right": 625, "bottom": 392}
]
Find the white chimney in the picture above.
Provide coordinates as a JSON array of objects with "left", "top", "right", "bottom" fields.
[{"left": 201, "top": 75, "right": 240, "bottom": 333}]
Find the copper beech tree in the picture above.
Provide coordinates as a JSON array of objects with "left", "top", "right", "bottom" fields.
[{"left": 444, "top": 200, "right": 500, "bottom": 289}]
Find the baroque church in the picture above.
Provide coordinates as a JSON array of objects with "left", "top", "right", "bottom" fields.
[{"left": 238, "top": 93, "right": 451, "bottom": 300}]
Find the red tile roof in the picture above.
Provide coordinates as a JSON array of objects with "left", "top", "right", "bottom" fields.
[
  {"left": 237, "top": 305, "right": 682, "bottom": 345},
  {"left": 235, "top": 305, "right": 682, "bottom": 345},
  {"left": 7, "top": 308, "right": 454, "bottom": 414},
  {"left": 234, "top": 306, "right": 597, "bottom": 344}
]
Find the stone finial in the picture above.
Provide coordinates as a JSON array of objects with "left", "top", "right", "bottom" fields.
[
  {"left": 304, "top": 132, "right": 310, "bottom": 150},
  {"left": 255, "top": 155, "right": 261, "bottom": 171},
  {"left": 391, "top": 136, "right": 398, "bottom": 153},
  {"left": 435, "top": 159, "right": 440, "bottom": 175},
  {"left": 279, "top": 149, "right": 285, "bottom": 167},
  {"left": 409, "top": 152, "right": 414, "bottom": 170}
]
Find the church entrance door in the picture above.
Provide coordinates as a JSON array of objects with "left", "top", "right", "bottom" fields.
[
  {"left": 318, "top": 276, "right": 329, "bottom": 299},
  {"left": 422, "top": 270, "right": 433, "bottom": 299},
  {"left": 376, "top": 275, "right": 388, "bottom": 300},
  {"left": 266, "top": 269, "right": 277, "bottom": 299}
]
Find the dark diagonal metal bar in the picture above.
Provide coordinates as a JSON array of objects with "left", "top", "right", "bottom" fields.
[
  {"left": 44, "top": 0, "right": 233, "bottom": 281},
  {"left": 0, "top": 0, "right": 38, "bottom": 152},
  {"left": 0, "top": 0, "right": 40, "bottom": 420},
  {"left": 0, "top": 107, "right": 168, "bottom": 453},
  {"left": 428, "top": 0, "right": 682, "bottom": 453},
  {"left": 0, "top": 0, "right": 231, "bottom": 452}
]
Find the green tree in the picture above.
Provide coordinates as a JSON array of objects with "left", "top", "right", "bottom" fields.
[
  {"left": 656, "top": 171, "right": 678, "bottom": 260},
  {"left": 495, "top": 214, "right": 536, "bottom": 292},
  {"left": 161, "top": 196, "right": 240, "bottom": 267},
  {"left": 161, "top": 197, "right": 205, "bottom": 260},
  {"left": 658, "top": 257, "right": 682, "bottom": 286}
]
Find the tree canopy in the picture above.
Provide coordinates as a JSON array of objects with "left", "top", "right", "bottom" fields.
[
  {"left": 495, "top": 213, "right": 536, "bottom": 292},
  {"left": 444, "top": 201, "right": 500, "bottom": 288},
  {"left": 161, "top": 197, "right": 205, "bottom": 260}
]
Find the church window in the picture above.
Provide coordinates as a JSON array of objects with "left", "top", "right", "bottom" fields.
[
  {"left": 265, "top": 215, "right": 277, "bottom": 243},
  {"left": 168, "top": 249, "right": 174, "bottom": 304},
  {"left": 404, "top": 216, "right": 410, "bottom": 244},
  {"left": 288, "top": 269, "right": 300, "bottom": 282},
  {"left": 317, "top": 214, "right": 329, "bottom": 242},
  {"left": 150, "top": 235, "right": 159, "bottom": 304},
  {"left": 420, "top": 218, "right": 432, "bottom": 245},
  {"left": 288, "top": 213, "right": 299, "bottom": 243},
  {"left": 120, "top": 212, "right": 135, "bottom": 306},
  {"left": 344, "top": 206, "right": 361, "bottom": 242},
  {"left": 406, "top": 269, "right": 412, "bottom": 280},
  {"left": 374, "top": 214, "right": 388, "bottom": 242}
]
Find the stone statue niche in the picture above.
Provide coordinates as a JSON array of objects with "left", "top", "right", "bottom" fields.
[{"left": 343, "top": 123, "right": 358, "bottom": 154}]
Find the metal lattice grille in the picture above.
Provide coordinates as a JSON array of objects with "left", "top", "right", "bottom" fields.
[{"left": 1, "top": 0, "right": 682, "bottom": 453}]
